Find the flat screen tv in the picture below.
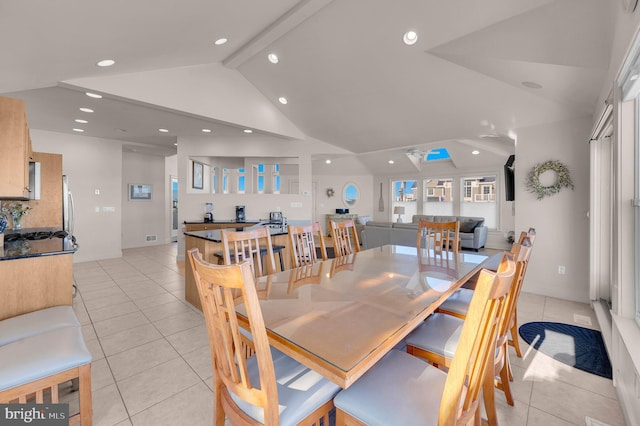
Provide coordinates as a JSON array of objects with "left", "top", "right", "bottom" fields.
[{"left": 504, "top": 155, "right": 515, "bottom": 201}]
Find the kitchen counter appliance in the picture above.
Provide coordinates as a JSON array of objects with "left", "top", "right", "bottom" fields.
[
  {"left": 235, "top": 205, "right": 246, "bottom": 222},
  {"left": 269, "top": 211, "right": 283, "bottom": 224}
]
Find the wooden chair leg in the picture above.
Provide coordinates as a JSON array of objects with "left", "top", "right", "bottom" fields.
[
  {"left": 482, "top": 371, "right": 499, "bottom": 426},
  {"left": 496, "top": 363, "right": 514, "bottom": 406},
  {"left": 509, "top": 313, "right": 522, "bottom": 358},
  {"left": 78, "top": 364, "right": 92, "bottom": 425},
  {"left": 214, "top": 378, "right": 226, "bottom": 426}
]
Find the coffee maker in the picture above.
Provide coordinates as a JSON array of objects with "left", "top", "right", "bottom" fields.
[
  {"left": 204, "top": 203, "right": 213, "bottom": 223},
  {"left": 235, "top": 205, "right": 246, "bottom": 222}
]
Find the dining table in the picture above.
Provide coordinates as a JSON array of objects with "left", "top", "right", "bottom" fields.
[{"left": 235, "top": 244, "right": 493, "bottom": 389}]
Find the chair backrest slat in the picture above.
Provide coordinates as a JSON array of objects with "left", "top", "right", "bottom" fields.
[
  {"left": 221, "top": 226, "right": 276, "bottom": 278},
  {"left": 288, "top": 222, "right": 327, "bottom": 267},
  {"left": 417, "top": 220, "right": 460, "bottom": 254},
  {"left": 331, "top": 220, "right": 360, "bottom": 256}
]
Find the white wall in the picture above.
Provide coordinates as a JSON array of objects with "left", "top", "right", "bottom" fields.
[
  {"left": 313, "top": 175, "right": 374, "bottom": 234},
  {"left": 30, "top": 129, "right": 123, "bottom": 262},
  {"left": 121, "top": 151, "right": 167, "bottom": 248},
  {"left": 175, "top": 135, "right": 316, "bottom": 259},
  {"left": 515, "top": 116, "right": 591, "bottom": 303}
]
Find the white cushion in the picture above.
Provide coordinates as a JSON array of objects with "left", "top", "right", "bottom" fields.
[
  {"left": 0, "top": 326, "right": 92, "bottom": 391},
  {"left": 405, "top": 313, "right": 464, "bottom": 359},
  {"left": 437, "top": 288, "right": 473, "bottom": 317},
  {"left": 0, "top": 306, "right": 80, "bottom": 347},
  {"left": 228, "top": 353, "right": 340, "bottom": 426},
  {"left": 334, "top": 349, "right": 455, "bottom": 425}
]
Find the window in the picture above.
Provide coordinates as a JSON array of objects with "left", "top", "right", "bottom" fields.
[
  {"left": 423, "top": 178, "right": 453, "bottom": 215},
  {"left": 393, "top": 180, "right": 417, "bottom": 201},
  {"left": 425, "top": 148, "right": 451, "bottom": 161},
  {"left": 222, "top": 168, "right": 229, "bottom": 194},
  {"left": 464, "top": 180, "right": 472, "bottom": 200},
  {"left": 392, "top": 180, "right": 418, "bottom": 221},
  {"left": 460, "top": 176, "right": 497, "bottom": 228},
  {"left": 237, "top": 168, "right": 245, "bottom": 194},
  {"left": 211, "top": 167, "right": 218, "bottom": 194},
  {"left": 254, "top": 164, "right": 265, "bottom": 194},
  {"left": 273, "top": 164, "right": 280, "bottom": 194}
]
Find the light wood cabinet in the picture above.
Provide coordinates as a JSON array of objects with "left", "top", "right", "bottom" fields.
[
  {"left": 21, "top": 152, "right": 63, "bottom": 229},
  {"left": 0, "top": 96, "right": 33, "bottom": 200},
  {"left": 0, "top": 253, "right": 73, "bottom": 321}
]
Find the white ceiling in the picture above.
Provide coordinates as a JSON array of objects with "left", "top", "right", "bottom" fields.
[{"left": 0, "top": 0, "right": 616, "bottom": 173}]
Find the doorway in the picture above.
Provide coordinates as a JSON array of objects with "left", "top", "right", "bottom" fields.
[{"left": 171, "top": 176, "right": 178, "bottom": 241}]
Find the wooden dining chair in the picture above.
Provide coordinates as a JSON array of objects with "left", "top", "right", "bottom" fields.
[
  {"left": 288, "top": 222, "right": 327, "bottom": 268},
  {"left": 220, "top": 226, "right": 277, "bottom": 278},
  {"left": 518, "top": 227, "right": 536, "bottom": 245},
  {"left": 187, "top": 249, "right": 340, "bottom": 426},
  {"left": 417, "top": 220, "right": 460, "bottom": 254},
  {"left": 509, "top": 227, "right": 535, "bottom": 357},
  {"left": 407, "top": 244, "right": 531, "bottom": 426},
  {"left": 333, "top": 253, "right": 517, "bottom": 426},
  {"left": 330, "top": 220, "right": 360, "bottom": 257}
]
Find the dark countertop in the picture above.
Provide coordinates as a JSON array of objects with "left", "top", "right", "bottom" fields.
[
  {"left": 1, "top": 227, "right": 76, "bottom": 261},
  {"left": 184, "top": 223, "right": 288, "bottom": 243},
  {"left": 183, "top": 219, "right": 261, "bottom": 225}
]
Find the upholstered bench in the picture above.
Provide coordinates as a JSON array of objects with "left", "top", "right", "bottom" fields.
[{"left": 0, "top": 306, "right": 92, "bottom": 425}]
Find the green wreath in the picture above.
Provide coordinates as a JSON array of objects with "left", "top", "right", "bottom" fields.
[
  {"left": 326, "top": 188, "right": 335, "bottom": 197},
  {"left": 526, "top": 160, "right": 574, "bottom": 200}
]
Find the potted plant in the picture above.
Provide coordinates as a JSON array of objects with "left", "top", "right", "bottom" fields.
[{"left": 0, "top": 202, "right": 31, "bottom": 231}]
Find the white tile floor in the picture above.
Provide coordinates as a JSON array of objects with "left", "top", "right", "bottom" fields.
[{"left": 67, "top": 243, "right": 625, "bottom": 426}]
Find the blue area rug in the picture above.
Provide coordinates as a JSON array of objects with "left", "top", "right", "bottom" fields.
[{"left": 519, "top": 322, "right": 612, "bottom": 379}]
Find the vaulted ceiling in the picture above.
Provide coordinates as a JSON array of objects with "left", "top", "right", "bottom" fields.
[{"left": 0, "top": 0, "right": 616, "bottom": 174}]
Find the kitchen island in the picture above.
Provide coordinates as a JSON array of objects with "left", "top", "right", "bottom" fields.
[
  {"left": 183, "top": 219, "right": 260, "bottom": 232},
  {"left": 183, "top": 224, "right": 289, "bottom": 311},
  {"left": 0, "top": 228, "right": 76, "bottom": 320}
]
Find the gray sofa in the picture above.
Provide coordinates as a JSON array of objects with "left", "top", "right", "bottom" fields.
[{"left": 362, "top": 214, "right": 488, "bottom": 251}]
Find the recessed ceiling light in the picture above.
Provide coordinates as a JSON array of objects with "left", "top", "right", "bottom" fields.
[
  {"left": 85, "top": 92, "right": 102, "bottom": 99},
  {"left": 268, "top": 53, "right": 279, "bottom": 64},
  {"left": 96, "top": 59, "right": 115, "bottom": 67},
  {"left": 278, "top": 97, "right": 288, "bottom": 105},
  {"left": 173, "top": 143, "right": 178, "bottom": 146},
  {"left": 403, "top": 31, "right": 418, "bottom": 45},
  {"left": 214, "top": 38, "right": 228, "bottom": 45},
  {"left": 388, "top": 160, "right": 395, "bottom": 164},
  {"left": 72, "top": 128, "right": 84, "bottom": 133},
  {"left": 472, "top": 150, "right": 480, "bottom": 155},
  {"left": 243, "top": 129, "right": 253, "bottom": 134},
  {"left": 202, "top": 128, "right": 212, "bottom": 133},
  {"left": 74, "top": 119, "right": 88, "bottom": 124},
  {"left": 158, "top": 128, "right": 169, "bottom": 133},
  {"left": 325, "top": 159, "right": 332, "bottom": 164},
  {"left": 522, "top": 81, "right": 543, "bottom": 89},
  {"left": 79, "top": 107, "right": 94, "bottom": 113}
]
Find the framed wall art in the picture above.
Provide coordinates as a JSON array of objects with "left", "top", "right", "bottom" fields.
[
  {"left": 129, "top": 184, "right": 152, "bottom": 200},
  {"left": 192, "top": 161, "right": 204, "bottom": 189}
]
